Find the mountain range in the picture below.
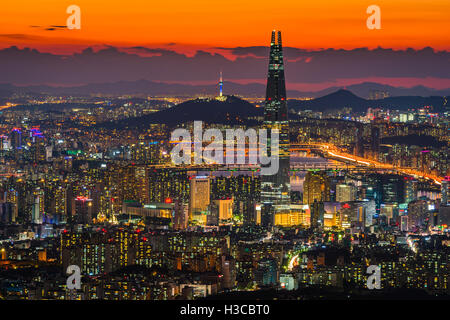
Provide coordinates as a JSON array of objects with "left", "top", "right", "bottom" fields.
[
  {"left": 0, "top": 80, "right": 449, "bottom": 100},
  {"left": 96, "top": 90, "right": 447, "bottom": 128},
  {"left": 288, "top": 90, "right": 447, "bottom": 113},
  {"left": 1, "top": 45, "right": 449, "bottom": 89}
]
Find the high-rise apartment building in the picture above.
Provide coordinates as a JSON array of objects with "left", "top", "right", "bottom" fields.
[
  {"left": 189, "top": 176, "right": 211, "bottom": 224},
  {"left": 303, "top": 171, "right": 330, "bottom": 205},
  {"left": 336, "top": 184, "right": 357, "bottom": 202}
]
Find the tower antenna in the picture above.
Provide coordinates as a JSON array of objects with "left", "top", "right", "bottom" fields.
[{"left": 219, "top": 71, "right": 223, "bottom": 97}]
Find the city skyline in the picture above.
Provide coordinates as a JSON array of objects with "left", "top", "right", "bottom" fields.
[{"left": 0, "top": 1, "right": 449, "bottom": 305}]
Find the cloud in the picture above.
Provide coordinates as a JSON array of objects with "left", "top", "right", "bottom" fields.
[
  {"left": 27, "top": 24, "right": 68, "bottom": 32},
  {"left": 45, "top": 26, "right": 67, "bottom": 31},
  {"left": 0, "top": 45, "right": 448, "bottom": 86},
  {"left": 0, "top": 34, "right": 39, "bottom": 40}
]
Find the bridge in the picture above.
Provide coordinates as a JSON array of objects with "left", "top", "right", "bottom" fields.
[
  {"left": 290, "top": 162, "right": 355, "bottom": 171},
  {"left": 290, "top": 143, "right": 325, "bottom": 152}
]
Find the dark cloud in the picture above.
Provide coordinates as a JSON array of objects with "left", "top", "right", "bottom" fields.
[
  {"left": 0, "top": 34, "right": 38, "bottom": 40},
  {"left": 28, "top": 25, "right": 67, "bottom": 31},
  {"left": 128, "top": 46, "right": 178, "bottom": 55},
  {"left": 45, "top": 25, "right": 67, "bottom": 31},
  {"left": 0, "top": 45, "right": 448, "bottom": 85}
]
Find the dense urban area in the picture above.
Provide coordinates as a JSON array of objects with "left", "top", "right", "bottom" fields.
[{"left": 0, "top": 31, "right": 449, "bottom": 301}]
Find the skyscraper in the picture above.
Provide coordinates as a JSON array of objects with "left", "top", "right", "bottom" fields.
[
  {"left": 303, "top": 171, "right": 330, "bottom": 205},
  {"left": 354, "top": 126, "right": 364, "bottom": 157},
  {"left": 371, "top": 126, "right": 380, "bottom": 159},
  {"left": 214, "top": 198, "right": 233, "bottom": 221},
  {"left": 189, "top": 176, "right": 210, "bottom": 225},
  {"left": 441, "top": 180, "right": 449, "bottom": 205},
  {"left": 31, "top": 128, "right": 46, "bottom": 163},
  {"left": 261, "top": 30, "right": 291, "bottom": 227},
  {"left": 10, "top": 128, "right": 22, "bottom": 150},
  {"left": 404, "top": 177, "right": 418, "bottom": 204},
  {"left": 336, "top": 184, "right": 357, "bottom": 202}
]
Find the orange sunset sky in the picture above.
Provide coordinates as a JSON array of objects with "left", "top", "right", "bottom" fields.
[{"left": 0, "top": 0, "right": 449, "bottom": 54}]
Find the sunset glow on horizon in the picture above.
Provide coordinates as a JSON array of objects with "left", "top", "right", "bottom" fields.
[{"left": 0, "top": 0, "right": 449, "bottom": 54}]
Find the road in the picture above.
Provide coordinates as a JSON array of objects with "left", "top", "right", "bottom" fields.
[{"left": 307, "top": 142, "right": 444, "bottom": 185}]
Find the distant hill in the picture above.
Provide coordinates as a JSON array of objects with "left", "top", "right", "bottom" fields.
[
  {"left": 288, "top": 89, "right": 447, "bottom": 113},
  {"left": 0, "top": 80, "right": 449, "bottom": 99},
  {"left": 7, "top": 88, "right": 447, "bottom": 122},
  {"left": 100, "top": 95, "right": 263, "bottom": 128},
  {"left": 288, "top": 89, "right": 367, "bottom": 112},
  {"left": 373, "top": 95, "right": 447, "bottom": 111},
  {"left": 303, "top": 82, "right": 450, "bottom": 99}
]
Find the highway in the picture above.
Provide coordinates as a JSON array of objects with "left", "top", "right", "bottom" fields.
[{"left": 300, "top": 142, "right": 445, "bottom": 185}]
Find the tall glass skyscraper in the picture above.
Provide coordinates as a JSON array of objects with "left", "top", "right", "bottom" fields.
[{"left": 261, "top": 30, "right": 291, "bottom": 227}]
